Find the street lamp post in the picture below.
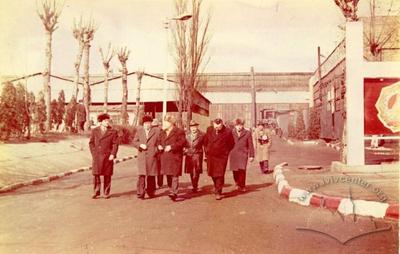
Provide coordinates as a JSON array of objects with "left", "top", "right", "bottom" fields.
[
  {"left": 250, "top": 66, "right": 257, "bottom": 128},
  {"left": 162, "top": 14, "right": 192, "bottom": 121}
]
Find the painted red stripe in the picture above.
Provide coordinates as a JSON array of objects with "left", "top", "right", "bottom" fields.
[
  {"left": 324, "top": 196, "right": 342, "bottom": 210},
  {"left": 385, "top": 203, "right": 399, "bottom": 219},
  {"left": 280, "top": 186, "right": 292, "bottom": 199},
  {"left": 310, "top": 194, "right": 325, "bottom": 207}
]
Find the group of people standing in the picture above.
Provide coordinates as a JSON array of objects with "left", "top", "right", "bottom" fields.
[{"left": 89, "top": 113, "right": 273, "bottom": 201}]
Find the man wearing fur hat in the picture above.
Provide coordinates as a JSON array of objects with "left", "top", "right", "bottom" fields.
[
  {"left": 229, "top": 118, "right": 255, "bottom": 192},
  {"left": 184, "top": 120, "right": 205, "bottom": 193},
  {"left": 158, "top": 114, "right": 187, "bottom": 201},
  {"left": 89, "top": 113, "right": 119, "bottom": 199},
  {"left": 133, "top": 115, "right": 160, "bottom": 199}
]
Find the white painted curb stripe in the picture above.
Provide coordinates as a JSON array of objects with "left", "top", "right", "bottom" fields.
[
  {"left": 273, "top": 161, "right": 397, "bottom": 220},
  {"left": 338, "top": 199, "right": 390, "bottom": 218},
  {"left": 272, "top": 169, "right": 282, "bottom": 179},
  {"left": 277, "top": 180, "right": 289, "bottom": 194},
  {"left": 289, "top": 188, "right": 312, "bottom": 206},
  {"left": 275, "top": 174, "right": 285, "bottom": 184}
]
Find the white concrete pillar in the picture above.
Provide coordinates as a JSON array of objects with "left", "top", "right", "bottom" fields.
[
  {"left": 345, "top": 21, "right": 365, "bottom": 166},
  {"left": 308, "top": 79, "right": 314, "bottom": 108}
]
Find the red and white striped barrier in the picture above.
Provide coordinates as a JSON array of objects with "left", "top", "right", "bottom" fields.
[{"left": 273, "top": 163, "right": 398, "bottom": 220}]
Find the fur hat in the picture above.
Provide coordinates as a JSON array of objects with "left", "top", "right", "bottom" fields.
[
  {"left": 234, "top": 118, "right": 245, "bottom": 125},
  {"left": 97, "top": 113, "right": 110, "bottom": 122},
  {"left": 164, "top": 114, "right": 176, "bottom": 124},
  {"left": 142, "top": 115, "right": 153, "bottom": 124},
  {"left": 213, "top": 118, "right": 223, "bottom": 124},
  {"left": 151, "top": 118, "right": 160, "bottom": 127},
  {"left": 189, "top": 120, "right": 199, "bottom": 127}
]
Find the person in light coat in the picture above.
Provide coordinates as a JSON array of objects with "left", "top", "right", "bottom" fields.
[
  {"left": 151, "top": 118, "right": 164, "bottom": 188},
  {"left": 255, "top": 122, "right": 273, "bottom": 174},
  {"left": 133, "top": 115, "right": 160, "bottom": 199}
]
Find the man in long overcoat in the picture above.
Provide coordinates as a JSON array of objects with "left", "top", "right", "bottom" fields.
[
  {"left": 133, "top": 115, "right": 160, "bottom": 199},
  {"left": 158, "top": 114, "right": 187, "bottom": 201},
  {"left": 184, "top": 120, "right": 205, "bottom": 193},
  {"left": 89, "top": 113, "right": 119, "bottom": 199},
  {"left": 229, "top": 118, "right": 255, "bottom": 192},
  {"left": 204, "top": 118, "right": 234, "bottom": 200},
  {"left": 151, "top": 118, "right": 164, "bottom": 188}
]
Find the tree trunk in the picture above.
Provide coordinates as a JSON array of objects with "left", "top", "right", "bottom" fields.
[
  {"left": 73, "top": 46, "right": 83, "bottom": 132},
  {"left": 24, "top": 81, "right": 31, "bottom": 140},
  {"left": 134, "top": 79, "right": 141, "bottom": 126},
  {"left": 186, "top": 87, "right": 193, "bottom": 126},
  {"left": 83, "top": 43, "right": 91, "bottom": 131},
  {"left": 121, "top": 63, "right": 128, "bottom": 125},
  {"left": 73, "top": 45, "right": 84, "bottom": 99},
  {"left": 103, "top": 69, "right": 109, "bottom": 113},
  {"left": 43, "top": 31, "right": 52, "bottom": 132}
]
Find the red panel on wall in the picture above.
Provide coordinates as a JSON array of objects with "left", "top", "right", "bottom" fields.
[{"left": 364, "top": 78, "right": 400, "bottom": 135}]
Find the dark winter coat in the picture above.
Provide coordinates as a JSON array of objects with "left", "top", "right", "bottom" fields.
[
  {"left": 229, "top": 129, "right": 255, "bottom": 171},
  {"left": 159, "top": 127, "right": 187, "bottom": 176},
  {"left": 152, "top": 126, "right": 162, "bottom": 175},
  {"left": 184, "top": 130, "right": 205, "bottom": 174},
  {"left": 204, "top": 125, "right": 235, "bottom": 177},
  {"left": 89, "top": 126, "right": 119, "bottom": 176},
  {"left": 133, "top": 126, "right": 160, "bottom": 176}
]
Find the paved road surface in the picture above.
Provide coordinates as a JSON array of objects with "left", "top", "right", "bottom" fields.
[{"left": 0, "top": 137, "right": 398, "bottom": 254}]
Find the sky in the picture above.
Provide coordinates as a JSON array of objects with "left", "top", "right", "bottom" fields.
[{"left": 0, "top": 0, "right": 398, "bottom": 77}]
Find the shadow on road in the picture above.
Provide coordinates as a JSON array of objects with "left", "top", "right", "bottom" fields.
[
  {"left": 109, "top": 190, "right": 136, "bottom": 198},
  {"left": 177, "top": 182, "right": 274, "bottom": 201},
  {"left": 222, "top": 182, "right": 274, "bottom": 199}
]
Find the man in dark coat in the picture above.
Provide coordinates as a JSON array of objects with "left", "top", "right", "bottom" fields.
[
  {"left": 184, "top": 120, "right": 205, "bottom": 193},
  {"left": 89, "top": 113, "right": 119, "bottom": 199},
  {"left": 133, "top": 115, "right": 160, "bottom": 199},
  {"left": 204, "top": 118, "right": 234, "bottom": 200},
  {"left": 158, "top": 114, "right": 187, "bottom": 201},
  {"left": 151, "top": 118, "right": 164, "bottom": 188},
  {"left": 229, "top": 118, "right": 255, "bottom": 192}
]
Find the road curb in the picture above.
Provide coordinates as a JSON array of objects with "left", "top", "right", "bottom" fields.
[
  {"left": 0, "top": 155, "right": 135, "bottom": 194},
  {"left": 273, "top": 162, "right": 399, "bottom": 220},
  {"left": 326, "top": 142, "right": 341, "bottom": 151}
]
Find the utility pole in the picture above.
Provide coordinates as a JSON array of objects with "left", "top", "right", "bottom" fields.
[
  {"left": 317, "top": 46, "right": 323, "bottom": 138},
  {"left": 250, "top": 66, "right": 257, "bottom": 128},
  {"left": 317, "top": 46, "right": 322, "bottom": 93}
]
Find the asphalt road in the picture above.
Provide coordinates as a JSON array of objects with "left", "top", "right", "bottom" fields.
[{"left": 0, "top": 138, "right": 398, "bottom": 254}]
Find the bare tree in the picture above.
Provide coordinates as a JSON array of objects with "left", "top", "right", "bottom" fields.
[
  {"left": 72, "top": 17, "right": 85, "bottom": 99},
  {"left": 99, "top": 43, "right": 116, "bottom": 113},
  {"left": 117, "top": 47, "right": 130, "bottom": 125},
  {"left": 36, "top": 0, "right": 63, "bottom": 132},
  {"left": 334, "top": 0, "right": 360, "bottom": 21},
  {"left": 172, "top": 0, "right": 211, "bottom": 126},
  {"left": 365, "top": 0, "right": 400, "bottom": 60},
  {"left": 134, "top": 69, "right": 145, "bottom": 126},
  {"left": 80, "top": 18, "right": 97, "bottom": 131}
]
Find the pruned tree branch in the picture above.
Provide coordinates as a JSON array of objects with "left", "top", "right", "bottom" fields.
[
  {"left": 117, "top": 46, "right": 130, "bottom": 125},
  {"left": 172, "top": 0, "right": 211, "bottom": 126},
  {"left": 334, "top": 0, "right": 360, "bottom": 21},
  {"left": 36, "top": 0, "right": 64, "bottom": 33}
]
